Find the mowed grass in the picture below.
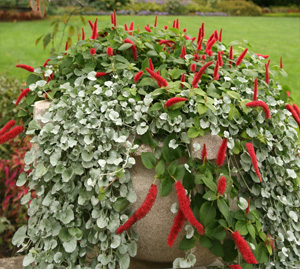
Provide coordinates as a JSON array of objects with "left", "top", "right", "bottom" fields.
[{"left": 0, "top": 16, "right": 299, "bottom": 102}]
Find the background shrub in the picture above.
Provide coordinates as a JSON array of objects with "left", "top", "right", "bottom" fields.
[
  {"left": 164, "top": 0, "right": 188, "bottom": 15},
  {"left": 216, "top": 0, "right": 262, "bottom": 16}
]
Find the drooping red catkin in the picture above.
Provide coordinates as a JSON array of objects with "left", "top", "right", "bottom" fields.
[
  {"left": 175, "top": 181, "right": 205, "bottom": 235},
  {"left": 213, "top": 60, "right": 219, "bottom": 80},
  {"left": 255, "top": 53, "right": 269, "bottom": 59},
  {"left": 180, "top": 73, "right": 185, "bottom": 88},
  {"left": 229, "top": 46, "right": 233, "bottom": 68},
  {"left": 216, "top": 139, "right": 227, "bottom": 167},
  {"left": 96, "top": 72, "right": 108, "bottom": 77},
  {"left": 165, "top": 97, "right": 187, "bottom": 108},
  {"left": 219, "top": 28, "right": 222, "bottom": 42},
  {"left": 218, "top": 51, "right": 223, "bottom": 66},
  {"left": 190, "top": 63, "right": 196, "bottom": 73},
  {"left": 16, "top": 64, "right": 34, "bottom": 72},
  {"left": 91, "top": 18, "right": 98, "bottom": 39},
  {"left": 107, "top": 47, "right": 113, "bottom": 56},
  {"left": 116, "top": 184, "right": 157, "bottom": 234},
  {"left": 134, "top": 71, "right": 144, "bottom": 82},
  {"left": 202, "top": 143, "right": 207, "bottom": 163},
  {"left": 154, "top": 16, "right": 157, "bottom": 27},
  {"left": 253, "top": 78, "right": 258, "bottom": 101},
  {"left": 124, "top": 39, "right": 137, "bottom": 61},
  {"left": 167, "top": 208, "right": 185, "bottom": 247},
  {"left": 90, "top": 48, "right": 96, "bottom": 55},
  {"left": 246, "top": 142, "right": 262, "bottom": 182},
  {"left": 180, "top": 45, "right": 187, "bottom": 58},
  {"left": 16, "top": 88, "right": 30, "bottom": 105},
  {"left": 144, "top": 26, "right": 151, "bottom": 32},
  {"left": 232, "top": 231, "right": 258, "bottom": 264},
  {"left": 0, "top": 126, "right": 24, "bottom": 145},
  {"left": 146, "top": 67, "right": 168, "bottom": 88},
  {"left": 236, "top": 48, "right": 248, "bottom": 66},
  {"left": 149, "top": 58, "right": 154, "bottom": 71},
  {"left": 280, "top": 56, "right": 283, "bottom": 69},
  {"left": 159, "top": 40, "right": 175, "bottom": 47},
  {"left": 246, "top": 101, "right": 271, "bottom": 119},
  {"left": 43, "top": 59, "right": 50, "bottom": 67},
  {"left": 292, "top": 104, "right": 300, "bottom": 118},
  {"left": 82, "top": 27, "right": 85, "bottom": 40},
  {"left": 286, "top": 104, "right": 300, "bottom": 126},
  {"left": 246, "top": 196, "right": 251, "bottom": 214},
  {"left": 192, "top": 61, "right": 213, "bottom": 88},
  {"left": 0, "top": 120, "right": 16, "bottom": 136},
  {"left": 229, "top": 265, "right": 242, "bottom": 269},
  {"left": 88, "top": 19, "right": 94, "bottom": 30},
  {"left": 217, "top": 176, "right": 226, "bottom": 195}
]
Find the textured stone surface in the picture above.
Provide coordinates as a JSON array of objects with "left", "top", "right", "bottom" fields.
[
  {"left": 190, "top": 134, "right": 223, "bottom": 160},
  {"left": 0, "top": 256, "right": 24, "bottom": 269},
  {"left": 33, "top": 100, "right": 51, "bottom": 127}
]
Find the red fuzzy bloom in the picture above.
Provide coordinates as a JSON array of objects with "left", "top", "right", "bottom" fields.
[
  {"left": 43, "top": 59, "right": 50, "bottom": 67},
  {"left": 124, "top": 39, "right": 137, "bottom": 61},
  {"left": 190, "top": 63, "right": 197, "bottom": 73},
  {"left": 180, "top": 73, "right": 185, "bottom": 88},
  {"left": 113, "top": 10, "right": 117, "bottom": 27},
  {"left": 246, "top": 142, "right": 262, "bottom": 182},
  {"left": 183, "top": 28, "right": 186, "bottom": 32},
  {"left": 154, "top": 16, "right": 158, "bottom": 27},
  {"left": 167, "top": 208, "right": 185, "bottom": 247},
  {"left": 110, "top": 13, "right": 114, "bottom": 24},
  {"left": 192, "top": 61, "right": 213, "bottom": 88},
  {"left": 194, "top": 52, "right": 199, "bottom": 61},
  {"left": 229, "top": 46, "right": 233, "bottom": 68},
  {"left": 280, "top": 56, "right": 283, "bottom": 69},
  {"left": 253, "top": 78, "right": 258, "bottom": 101},
  {"left": 201, "top": 143, "right": 207, "bottom": 163},
  {"left": 90, "top": 48, "right": 96, "bottom": 55},
  {"left": 219, "top": 28, "right": 222, "bottom": 42},
  {"left": 149, "top": 58, "right": 154, "bottom": 71},
  {"left": 201, "top": 22, "right": 205, "bottom": 38},
  {"left": 176, "top": 18, "right": 179, "bottom": 29},
  {"left": 218, "top": 51, "right": 223, "bottom": 67},
  {"left": 107, "top": 47, "right": 113, "bottom": 56},
  {"left": 134, "top": 71, "right": 144, "bottom": 82},
  {"left": 124, "top": 23, "right": 128, "bottom": 31},
  {"left": 0, "top": 126, "right": 24, "bottom": 145},
  {"left": 214, "top": 30, "right": 218, "bottom": 40},
  {"left": 217, "top": 176, "right": 226, "bottom": 195},
  {"left": 265, "top": 63, "right": 269, "bottom": 84},
  {"left": 175, "top": 181, "right": 205, "bottom": 235},
  {"left": 129, "top": 22, "right": 134, "bottom": 31},
  {"left": 88, "top": 19, "right": 94, "bottom": 30},
  {"left": 165, "top": 97, "right": 187, "bottom": 108},
  {"left": 236, "top": 48, "right": 248, "bottom": 66},
  {"left": 91, "top": 18, "right": 98, "bottom": 39},
  {"left": 180, "top": 45, "right": 187, "bottom": 58},
  {"left": 255, "top": 53, "right": 269, "bottom": 59},
  {"left": 286, "top": 104, "right": 300, "bottom": 126},
  {"left": 146, "top": 68, "right": 168, "bottom": 88},
  {"left": 16, "top": 64, "right": 34, "bottom": 72},
  {"left": 82, "top": 27, "right": 85, "bottom": 40},
  {"left": 0, "top": 120, "right": 16, "bottom": 136},
  {"left": 201, "top": 54, "right": 206, "bottom": 60},
  {"left": 96, "top": 72, "right": 108, "bottom": 77},
  {"left": 216, "top": 139, "right": 227, "bottom": 167},
  {"left": 116, "top": 215, "right": 136, "bottom": 234},
  {"left": 164, "top": 25, "right": 168, "bottom": 30},
  {"left": 197, "top": 37, "right": 203, "bottom": 51},
  {"left": 267, "top": 59, "right": 271, "bottom": 68},
  {"left": 213, "top": 60, "right": 219, "bottom": 80},
  {"left": 246, "top": 101, "right": 271, "bottom": 119},
  {"left": 292, "top": 104, "right": 300, "bottom": 118},
  {"left": 287, "top": 91, "right": 290, "bottom": 98},
  {"left": 144, "top": 26, "right": 151, "bottom": 32},
  {"left": 197, "top": 27, "right": 202, "bottom": 44},
  {"left": 16, "top": 88, "right": 30, "bottom": 105},
  {"left": 205, "top": 38, "right": 216, "bottom": 55},
  {"left": 232, "top": 231, "right": 258, "bottom": 264},
  {"left": 229, "top": 265, "right": 242, "bottom": 269}
]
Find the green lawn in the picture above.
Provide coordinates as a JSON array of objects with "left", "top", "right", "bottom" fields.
[{"left": 0, "top": 16, "right": 299, "bottom": 102}]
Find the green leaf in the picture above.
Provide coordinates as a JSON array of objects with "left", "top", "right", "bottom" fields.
[
  {"left": 199, "top": 235, "right": 212, "bottom": 248},
  {"left": 149, "top": 102, "right": 162, "bottom": 112},
  {"left": 202, "top": 190, "right": 217, "bottom": 201},
  {"left": 145, "top": 42, "right": 154, "bottom": 50},
  {"left": 162, "top": 134, "right": 182, "bottom": 162},
  {"left": 35, "top": 163, "right": 48, "bottom": 177},
  {"left": 222, "top": 239, "right": 238, "bottom": 262},
  {"left": 255, "top": 242, "right": 269, "bottom": 263},
  {"left": 217, "top": 199, "right": 229, "bottom": 221},
  {"left": 62, "top": 167, "right": 74, "bottom": 182},
  {"left": 247, "top": 223, "right": 256, "bottom": 239},
  {"left": 179, "top": 237, "right": 196, "bottom": 250},
  {"left": 35, "top": 34, "right": 44, "bottom": 46},
  {"left": 43, "top": 33, "right": 51, "bottom": 49},
  {"left": 98, "top": 187, "right": 106, "bottom": 201},
  {"left": 147, "top": 50, "right": 158, "bottom": 57},
  {"left": 155, "top": 159, "right": 165, "bottom": 176},
  {"left": 173, "top": 165, "right": 185, "bottom": 180},
  {"left": 209, "top": 239, "right": 224, "bottom": 257},
  {"left": 187, "top": 127, "right": 201, "bottom": 138},
  {"left": 118, "top": 43, "right": 132, "bottom": 51},
  {"left": 59, "top": 227, "right": 73, "bottom": 242},
  {"left": 160, "top": 177, "right": 173, "bottom": 197},
  {"left": 26, "top": 74, "right": 39, "bottom": 86},
  {"left": 113, "top": 198, "right": 130, "bottom": 213},
  {"left": 235, "top": 220, "right": 248, "bottom": 235},
  {"left": 16, "top": 172, "right": 27, "bottom": 187},
  {"left": 63, "top": 237, "right": 77, "bottom": 253},
  {"left": 12, "top": 226, "right": 27, "bottom": 247},
  {"left": 200, "top": 202, "right": 216, "bottom": 226},
  {"left": 228, "top": 105, "right": 240, "bottom": 120},
  {"left": 197, "top": 104, "right": 207, "bottom": 115},
  {"left": 225, "top": 90, "right": 241, "bottom": 100},
  {"left": 200, "top": 171, "right": 217, "bottom": 192},
  {"left": 141, "top": 152, "right": 156, "bottom": 169},
  {"left": 171, "top": 69, "right": 183, "bottom": 79}
]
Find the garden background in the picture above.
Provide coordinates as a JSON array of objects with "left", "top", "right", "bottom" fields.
[{"left": 0, "top": 0, "right": 299, "bottom": 262}]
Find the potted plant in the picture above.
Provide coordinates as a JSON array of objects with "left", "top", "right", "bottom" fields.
[{"left": 7, "top": 13, "right": 300, "bottom": 268}]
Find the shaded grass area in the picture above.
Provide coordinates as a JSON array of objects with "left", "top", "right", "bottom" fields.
[{"left": 0, "top": 16, "right": 299, "bottom": 102}]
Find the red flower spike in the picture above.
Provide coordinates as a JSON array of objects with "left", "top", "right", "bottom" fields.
[
  {"left": 16, "top": 64, "right": 34, "bottom": 72},
  {"left": 82, "top": 27, "right": 85, "bottom": 40},
  {"left": 280, "top": 56, "right": 283, "bottom": 69},
  {"left": 124, "top": 39, "right": 137, "bottom": 61},
  {"left": 167, "top": 208, "right": 185, "bottom": 247},
  {"left": 0, "top": 126, "right": 24, "bottom": 145},
  {"left": 149, "top": 58, "right": 154, "bottom": 71},
  {"left": 156, "top": 70, "right": 162, "bottom": 88},
  {"left": 116, "top": 215, "right": 136, "bottom": 234},
  {"left": 236, "top": 48, "right": 248, "bottom": 66},
  {"left": 65, "top": 40, "right": 69, "bottom": 51},
  {"left": 217, "top": 176, "right": 226, "bottom": 195},
  {"left": 16, "top": 88, "right": 30, "bottom": 105},
  {"left": 129, "top": 22, "right": 134, "bottom": 31},
  {"left": 183, "top": 28, "right": 186, "bottom": 32},
  {"left": 267, "top": 59, "right": 271, "bottom": 68},
  {"left": 146, "top": 68, "right": 168, "bottom": 88},
  {"left": 175, "top": 181, "right": 205, "bottom": 235},
  {"left": 107, "top": 47, "right": 113, "bottom": 56},
  {"left": 176, "top": 18, "right": 179, "bottom": 29},
  {"left": 90, "top": 48, "right": 96, "bottom": 55},
  {"left": 201, "top": 54, "right": 206, "bottom": 60},
  {"left": 124, "top": 23, "right": 128, "bottom": 31},
  {"left": 91, "top": 18, "right": 98, "bottom": 39},
  {"left": 218, "top": 51, "right": 223, "bottom": 67},
  {"left": 229, "top": 265, "right": 242, "bottom": 269},
  {"left": 246, "top": 197, "right": 251, "bottom": 214},
  {"left": 192, "top": 61, "right": 213, "bottom": 88},
  {"left": 88, "top": 20, "right": 94, "bottom": 30},
  {"left": 96, "top": 72, "right": 108, "bottom": 77},
  {"left": 180, "top": 73, "right": 185, "bottom": 88},
  {"left": 287, "top": 91, "right": 290, "bottom": 98},
  {"left": 0, "top": 120, "right": 16, "bottom": 136},
  {"left": 292, "top": 104, "right": 300, "bottom": 118},
  {"left": 194, "top": 53, "right": 199, "bottom": 61},
  {"left": 205, "top": 38, "right": 216, "bottom": 54},
  {"left": 113, "top": 10, "right": 117, "bottom": 27},
  {"left": 154, "top": 16, "right": 157, "bottom": 27},
  {"left": 246, "top": 142, "right": 262, "bottom": 182},
  {"left": 164, "top": 25, "right": 168, "bottom": 30},
  {"left": 201, "top": 143, "right": 207, "bottom": 163},
  {"left": 43, "top": 59, "right": 50, "bottom": 67},
  {"left": 213, "top": 60, "right": 219, "bottom": 80},
  {"left": 197, "top": 27, "right": 202, "bottom": 44},
  {"left": 173, "top": 20, "right": 176, "bottom": 28},
  {"left": 201, "top": 22, "right": 205, "bottom": 38},
  {"left": 180, "top": 45, "right": 187, "bottom": 58},
  {"left": 165, "top": 97, "right": 187, "bottom": 108},
  {"left": 216, "top": 139, "right": 227, "bottom": 167},
  {"left": 232, "top": 231, "right": 258, "bottom": 264},
  {"left": 229, "top": 46, "right": 233, "bottom": 68},
  {"left": 219, "top": 28, "right": 223, "bottom": 42},
  {"left": 144, "top": 26, "right": 151, "bottom": 32},
  {"left": 110, "top": 13, "right": 114, "bottom": 24},
  {"left": 207, "top": 33, "right": 214, "bottom": 44},
  {"left": 264, "top": 63, "right": 269, "bottom": 85},
  {"left": 214, "top": 30, "right": 218, "bottom": 40},
  {"left": 286, "top": 104, "right": 300, "bottom": 126},
  {"left": 134, "top": 71, "right": 144, "bottom": 82},
  {"left": 190, "top": 63, "right": 196, "bottom": 73},
  {"left": 197, "top": 37, "right": 203, "bottom": 51},
  {"left": 255, "top": 53, "right": 269, "bottom": 59},
  {"left": 253, "top": 78, "right": 258, "bottom": 101},
  {"left": 246, "top": 101, "right": 271, "bottom": 119}
]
